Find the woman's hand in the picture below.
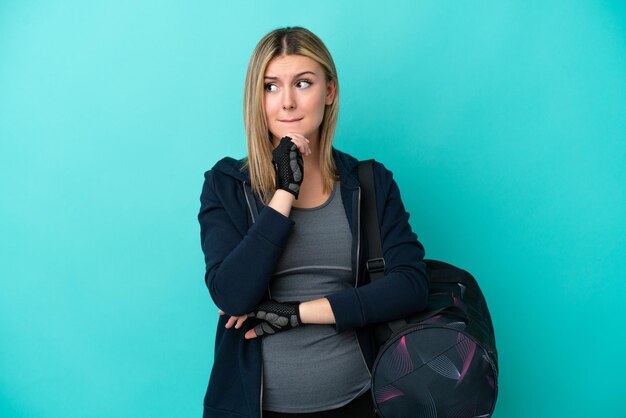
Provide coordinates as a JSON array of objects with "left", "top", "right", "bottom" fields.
[
  {"left": 218, "top": 299, "right": 302, "bottom": 340},
  {"left": 280, "top": 132, "right": 311, "bottom": 157},
  {"left": 218, "top": 310, "right": 249, "bottom": 329},
  {"left": 246, "top": 299, "right": 302, "bottom": 338},
  {"left": 219, "top": 310, "right": 257, "bottom": 339},
  {"left": 272, "top": 135, "right": 310, "bottom": 199}
]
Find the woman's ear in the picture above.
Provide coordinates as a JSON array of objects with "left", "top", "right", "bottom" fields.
[{"left": 325, "top": 80, "right": 336, "bottom": 106}]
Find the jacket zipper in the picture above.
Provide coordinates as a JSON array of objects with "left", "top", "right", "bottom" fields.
[
  {"left": 260, "top": 342, "right": 264, "bottom": 418},
  {"left": 354, "top": 187, "right": 372, "bottom": 378},
  {"left": 355, "top": 186, "right": 361, "bottom": 288},
  {"left": 243, "top": 181, "right": 266, "bottom": 418},
  {"left": 243, "top": 181, "right": 272, "bottom": 300},
  {"left": 242, "top": 181, "right": 256, "bottom": 223}
]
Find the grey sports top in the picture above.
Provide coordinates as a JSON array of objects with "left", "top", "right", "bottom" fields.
[{"left": 261, "top": 181, "right": 371, "bottom": 413}]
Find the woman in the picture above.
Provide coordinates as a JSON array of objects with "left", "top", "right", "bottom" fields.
[{"left": 198, "top": 27, "right": 428, "bottom": 418}]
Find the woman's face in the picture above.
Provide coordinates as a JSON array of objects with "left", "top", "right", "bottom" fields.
[{"left": 263, "top": 54, "right": 336, "bottom": 146}]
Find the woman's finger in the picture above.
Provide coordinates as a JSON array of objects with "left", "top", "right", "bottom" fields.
[
  {"left": 286, "top": 132, "right": 309, "bottom": 143},
  {"left": 218, "top": 310, "right": 225, "bottom": 315},
  {"left": 288, "top": 137, "right": 307, "bottom": 155},
  {"left": 286, "top": 133, "right": 311, "bottom": 155},
  {"left": 244, "top": 328, "right": 258, "bottom": 339},
  {"left": 234, "top": 315, "right": 248, "bottom": 329},
  {"left": 296, "top": 140, "right": 311, "bottom": 156},
  {"left": 225, "top": 316, "right": 238, "bottom": 328}
]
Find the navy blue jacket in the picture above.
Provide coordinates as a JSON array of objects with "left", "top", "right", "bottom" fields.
[{"left": 198, "top": 148, "right": 428, "bottom": 418}]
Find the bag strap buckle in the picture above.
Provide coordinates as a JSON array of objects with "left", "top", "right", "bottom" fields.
[{"left": 366, "top": 257, "right": 386, "bottom": 273}]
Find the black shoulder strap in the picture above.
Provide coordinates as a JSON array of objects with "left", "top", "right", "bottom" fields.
[
  {"left": 358, "top": 160, "right": 408, "bottom": 336},
  {"left": 357, "top": 160, "right": 386, "bottom": 282}
]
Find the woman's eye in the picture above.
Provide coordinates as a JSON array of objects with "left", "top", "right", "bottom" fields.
[
  {"left": 264, "top": 83, "right": 277, "bottom": 92},
  {"left": 297, "top": 80, "right": 312, "bottom": 88}
]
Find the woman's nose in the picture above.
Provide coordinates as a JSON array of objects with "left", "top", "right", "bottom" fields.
[{"left": 282, "top": 89, "right": 296, "bottom": 110}]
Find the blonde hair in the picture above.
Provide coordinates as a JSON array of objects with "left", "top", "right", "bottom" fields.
[{"left": 243, "top": 27, "right": 340, "bottom": 203}]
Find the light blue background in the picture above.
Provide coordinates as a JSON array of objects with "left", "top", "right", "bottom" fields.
[{"left": 1, "top": 1, "right": 624, "bottom": 417}]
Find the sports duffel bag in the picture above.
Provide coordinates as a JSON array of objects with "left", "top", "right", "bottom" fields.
[
  {"left": 371, "top": 260, "right": 498, "bottom": 417},
  {"left": 358, "top": 161, "right": 499, "bottom": 418}
]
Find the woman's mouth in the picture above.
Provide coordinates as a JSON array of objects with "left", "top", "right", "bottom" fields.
[{"left": 279, "top": 118, "right": 303, "bottom": 123}]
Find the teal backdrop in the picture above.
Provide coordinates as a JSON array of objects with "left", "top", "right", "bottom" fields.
[{"left": 1, "top": 1, "right": 624, "bottom": 417}]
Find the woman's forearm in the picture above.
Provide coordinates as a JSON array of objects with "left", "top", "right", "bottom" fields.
[
  {"left": 268, "top": 189, "right": 295, "bottom": 217},
  {"left": 299, "top": 297, "right": 336, "bottom": 324}
]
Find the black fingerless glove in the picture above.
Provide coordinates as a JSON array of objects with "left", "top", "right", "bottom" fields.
[
  {"left": 271, "top": 136, "right": 304, "bottom": 199},
  {"left": 247, "top": 299, "right": 302, "bottom": 337}
]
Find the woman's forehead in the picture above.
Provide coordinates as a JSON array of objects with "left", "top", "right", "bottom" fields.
[{"left": 264, "top": 55, "right": 322, "bottom": 79}]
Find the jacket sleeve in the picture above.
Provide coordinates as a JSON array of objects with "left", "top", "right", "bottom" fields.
[
  {"left": 326, "top": 163, "right": 429, "bottom": 333},
  {"left": 198, "top": 170, "right": 295, "bottom": 316}
]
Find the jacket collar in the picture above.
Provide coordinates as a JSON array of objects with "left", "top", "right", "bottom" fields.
[
  {"left": 332, "top": 147, "right": 360, "bottom": 189},
  {"left": 211, "top": 156, "right": 249, "bottom": 182}
]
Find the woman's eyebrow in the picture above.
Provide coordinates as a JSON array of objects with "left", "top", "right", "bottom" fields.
[{"left": 264, "top": 71, "right": 317, "bottom": 80}]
